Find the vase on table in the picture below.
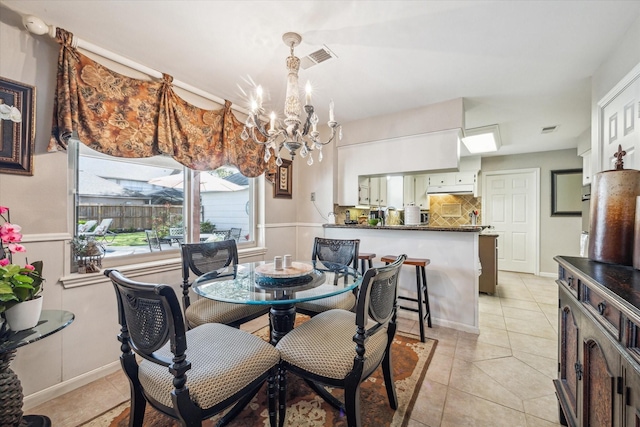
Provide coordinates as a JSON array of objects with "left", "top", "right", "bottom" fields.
[{"left": 4, "top": 296, "right": 43, "bottom": 331}]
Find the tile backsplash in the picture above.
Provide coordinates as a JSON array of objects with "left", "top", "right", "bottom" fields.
[
  {"left": 428, "top": 194, "right": 482, "bottom": 227},
  {"left": 333, "top": 194, "right": 481, "bottom": 227}
]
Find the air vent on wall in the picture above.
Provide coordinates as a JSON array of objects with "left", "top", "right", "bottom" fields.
[
  {"left": 301, "top": 45, "right": 337, "bottom": 69},
  {"left": 541, "top": 125, "right": 559, "bottom": 134}
]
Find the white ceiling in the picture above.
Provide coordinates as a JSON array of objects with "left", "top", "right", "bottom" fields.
[{"left": 2, "top": 1, "right": 640, "bottom": 157}]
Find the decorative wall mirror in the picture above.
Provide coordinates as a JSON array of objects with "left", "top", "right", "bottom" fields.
[{"left": 551, "top": 169, "right": 582, "bottom": 216}]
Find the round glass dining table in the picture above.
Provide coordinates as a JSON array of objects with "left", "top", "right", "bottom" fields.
[{"left": 192, "top": 260, "right": 362, "bottom": 344}]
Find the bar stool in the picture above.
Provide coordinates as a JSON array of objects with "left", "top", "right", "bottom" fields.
[
  {"left": 380, "top": 255, "right": 431, "bottom": 342},
  {"left": 358, "top": 252, "right": 376, "bottom": 275}
]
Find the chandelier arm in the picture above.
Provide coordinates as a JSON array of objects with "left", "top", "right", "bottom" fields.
[
  {"left": 302, "top": 105, "right": 314, "bottom": 136},
  {"left": 250, "top": 112, "right": 271, "bottom": 141}
]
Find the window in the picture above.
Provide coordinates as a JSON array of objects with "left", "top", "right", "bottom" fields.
[{"left": 73, "top": 142, "right": 255, "bottom": 265}]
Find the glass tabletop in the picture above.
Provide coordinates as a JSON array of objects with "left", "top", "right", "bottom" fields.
[
  {"left": 193, "top": 260, "right": 361, "bottom": 305},
  {"left": 0, "top": 310, "right": 75, "bottom": 354}
]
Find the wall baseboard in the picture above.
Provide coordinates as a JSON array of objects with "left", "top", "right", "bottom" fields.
[{"left": 23, "top": 360, "right": 122, "bottom": 410}]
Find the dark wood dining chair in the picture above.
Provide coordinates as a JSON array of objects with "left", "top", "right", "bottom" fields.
[
  {"left": 181, "top": 240, "right": 268, "bottom": 328},
  {"left": 295, "top": 237, "right": 360, "bottom": 317},
  {"left": 105, "top": 269, "right": 280, "bottom": 427},
  {"left": 276, "top": 254, "right": 407, "bottom": 427}
]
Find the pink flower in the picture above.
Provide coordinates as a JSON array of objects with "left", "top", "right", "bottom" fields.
[
  {"left": 0, "top": 222, "right": 22, "bottom": 234},
  {"left": 23, "top": 264, "right": 35, "bottom": 271},
  {"left": 1, "top": 231, "right": 23, "bottom": 244},
  {"left": 8, "top": 243, "right": 26, "bottom": 253},
  {"left": 0, "top": 258, "right": 9, "bottom": 267},
  {"left": 0, "top": 206, "right": 8, "bottom": 215}
]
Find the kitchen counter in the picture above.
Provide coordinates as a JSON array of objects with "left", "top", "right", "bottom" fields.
[
  {"left": 324, "top": 224, "right": 480, "bottom": 333},
  {"left": 323, "top": 224, "right": 483, "bottom": 232}
]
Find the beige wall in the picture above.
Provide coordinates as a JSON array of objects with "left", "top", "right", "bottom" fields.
[{"left": 481, "top": 149, "right": 583, "bottom": 274}]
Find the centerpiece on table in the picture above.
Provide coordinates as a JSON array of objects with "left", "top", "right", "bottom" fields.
[{"left": 0, "top": 206, "right": 44, "bottom": 332}]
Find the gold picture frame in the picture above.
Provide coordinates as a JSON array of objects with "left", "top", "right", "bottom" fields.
[
  {"left": 273, "top": 159, "right": 292, "bottom": 199},
  {"left": 0, "top": 77, "right": 36, "bottom": 176}
]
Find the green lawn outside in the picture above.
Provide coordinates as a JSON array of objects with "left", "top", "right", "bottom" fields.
[{"left": 109, "top": 231, "right": 149, "bottom": 247}]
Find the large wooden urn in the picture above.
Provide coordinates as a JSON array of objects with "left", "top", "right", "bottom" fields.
[{"left": 588, "top": 147, "right": 640, "bottom": 266}]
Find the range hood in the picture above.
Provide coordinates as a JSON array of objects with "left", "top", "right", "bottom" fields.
[{"left": 426, "top": 184, "right": 475, "bottom": 195}]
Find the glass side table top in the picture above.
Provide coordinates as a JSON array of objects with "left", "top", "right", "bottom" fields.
[
  {"left": 0, "top": 310, "right": 75, "bottom": 354},
  {"left": 193, "top": 260, "right": 361, "bottom": 305}
]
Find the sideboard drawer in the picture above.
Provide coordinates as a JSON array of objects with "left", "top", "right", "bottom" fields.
[
  {"left": 558, "top": 264, "right": 579, "bottom": 299},
  {"left": 582, "top": 284, "right": 621, "bottom": 340}
]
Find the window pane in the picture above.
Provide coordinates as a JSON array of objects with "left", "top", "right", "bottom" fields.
[
  {"left": 77, "top": 145, "right": 185, "bottom": 258},
  {"left": 75, "top": 145, "right": 254, "bottom": 263},
  {"left": 198, "top": 167, "right": 253, "bottom": 245}
]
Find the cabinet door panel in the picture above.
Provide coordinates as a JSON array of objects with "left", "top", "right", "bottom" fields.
[
  {"left": 559, "top": 286, "right": 581, "bottom": 424},
  {"left": 623, "top": 360, "right": 640, "bottom": 427},
  {"left": 581, "top": 317, "right": 621, "bottom": 427}
]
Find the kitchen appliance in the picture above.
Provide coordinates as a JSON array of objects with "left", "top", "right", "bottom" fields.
[{"left": 404, "top": 205, "right": 421, "bottom": 225}]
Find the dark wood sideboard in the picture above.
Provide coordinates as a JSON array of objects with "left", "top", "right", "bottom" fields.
[{"left": 554, "top": 256, "right": 640, "bottom": 427}]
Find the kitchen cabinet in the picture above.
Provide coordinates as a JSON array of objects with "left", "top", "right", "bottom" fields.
[
  {"left": 370, "top": 176, "right": 387, "bottom": 207},
  {"left": 479, "top": 235, "right": 498, "bottom": 294},
  {"left": 426, "top": 171, "right": 478, "bottom": 196},
  {"left": 581, "top": 149, "right": 592, "bottom": 185},
  {"left": 358, "top": 176, "right": 387, "bottom": 207},
  {"left": 554, "top": 256, "right": 640, "bottom": 427},
  {"left": 403, "top": 174, "right": 429, "bottom": 209},
  {"left": 428, "top": 173, "right": 455, "bottom": 186},
  {"left": 358, "top": 176, "right": 370, "bottom": 205}
]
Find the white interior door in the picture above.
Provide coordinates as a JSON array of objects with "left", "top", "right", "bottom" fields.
[{"left": 484, "top": 169, "right": 539, "bottom": 274}]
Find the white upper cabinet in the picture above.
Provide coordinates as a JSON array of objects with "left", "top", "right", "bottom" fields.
[
  {"left": 403, "top": 174, "right": 430, "bottom": 209},
  {"left": 581, "top": 149, "right": 592, "bottom": 185}
]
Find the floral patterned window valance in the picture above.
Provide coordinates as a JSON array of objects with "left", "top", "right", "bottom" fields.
[{"left": 48, "top": 28, "right": 276, "bottom": 180}]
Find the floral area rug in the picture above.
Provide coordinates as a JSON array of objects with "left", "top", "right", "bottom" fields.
[{"left": 83, "top": 324, "right": 436, "bottom": 427}]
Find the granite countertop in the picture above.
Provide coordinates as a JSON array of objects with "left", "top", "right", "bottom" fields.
[{"left": 323, "top": 224, "right": 483, "bottom": 232}]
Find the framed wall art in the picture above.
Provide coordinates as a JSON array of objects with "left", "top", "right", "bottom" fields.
[
  {"left": 0, "top": 77, "right": 36, "bottom": 176},
  {"left": 273, "top": 159, "right": 292, "bottom": 199}
]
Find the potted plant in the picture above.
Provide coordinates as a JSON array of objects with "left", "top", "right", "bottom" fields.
[
  {"left": 0, "top": 206, "right": 44, "bottom": 331},
  {"left": 70, "top": 235, "right": 104, "bottom": 273}
]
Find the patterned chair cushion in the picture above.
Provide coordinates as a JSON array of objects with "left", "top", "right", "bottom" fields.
[
  {"left": 139, "top": 323, "right": 280, "bottom": 409},
  {"left": 186, "top": 297, "right": 267, "bottom": 327},
  {"left": 296, "top": 291, "right": 356, "bottom": 314},
  {"left": 276, "top": 309, "right": 388, "bottom": 380}
]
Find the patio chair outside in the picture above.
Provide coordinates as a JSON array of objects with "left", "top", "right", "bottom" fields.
[
  {"left": 81, "top": 218, "right": 116, "bottom": 243},
  {"left": 145, "top": 230, "right": 162, "bottom": 252},
  {"left": 205, "top": 230, "right": 231, "bottom": 242},
  {"left": 77, "top": 220, "right": 97, "bottom": 234},
  {"left": 230, "top": 227, "right": 242, "bottom": 241}
]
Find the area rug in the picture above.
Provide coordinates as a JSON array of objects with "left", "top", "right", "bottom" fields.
[{"left": 83, "top": 324, "right": 436, "bottom": 427}]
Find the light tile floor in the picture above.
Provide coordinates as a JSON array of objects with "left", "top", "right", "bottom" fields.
[{"left": 26, "top": 271, "right": 562, "bottom": 427}]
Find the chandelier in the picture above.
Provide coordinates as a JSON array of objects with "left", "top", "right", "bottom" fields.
[{"left": 241, "top": 32, "right": 342, "bottom": 166}]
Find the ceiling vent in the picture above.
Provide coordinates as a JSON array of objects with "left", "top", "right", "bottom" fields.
[
  {"left": 541, "top": 125, "right": 559, "bottom": 134},
  {"left": 301, "top": 46, "right": 337, "bottom": 69}
]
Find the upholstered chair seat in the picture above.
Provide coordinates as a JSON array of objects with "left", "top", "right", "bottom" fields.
[
  {"left": 139, "top": 323, "right": 279, "bottom": 409},
  {"left": 185, "top": 298, "right": 267, "bottom": 327},
  {"left": 277, "top": 309, "right": 387, "bottom": 380},
  {"left": 295, "top": 292, "right": 356, "bottom": 315}
]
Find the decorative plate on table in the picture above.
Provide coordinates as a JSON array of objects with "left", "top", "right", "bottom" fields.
[{"left": 255, "top": 262, "right": 314, "bottom": 278}]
